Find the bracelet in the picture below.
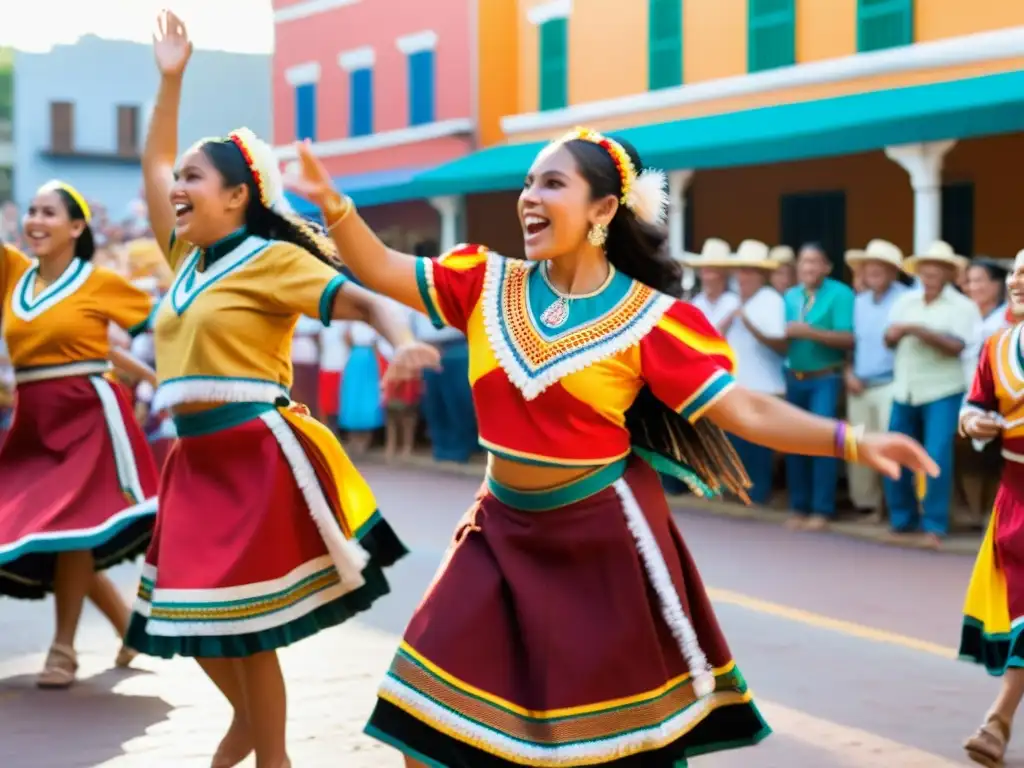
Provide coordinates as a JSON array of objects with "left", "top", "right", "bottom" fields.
[
  {"left": 324, "top": 194, "right": 355, "bottom": 233},
  {"left": 833, "top": 421, "right": 863, "bottom": 462}
]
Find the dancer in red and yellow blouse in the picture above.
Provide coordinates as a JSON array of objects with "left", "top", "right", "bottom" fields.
[
  {"left": 960, "top": 248, "right": 1024, "bottom": 766},
  {"left": 289, "top": 126, "right": 936, "bottom": 765},
  {"left": 123, "top": 14, "right": 436, "bottom": 768},
  {"left": 0, "top": 182, "right": 159, "bottom": 688}
]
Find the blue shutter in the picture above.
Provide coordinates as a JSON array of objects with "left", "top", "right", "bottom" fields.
[
  {"left": 857, "top": 0, "right": 913, "bottom": 52},
  {"left": 748, "top": 0, "right": 795, "bottom": 73},
  {"left": 648, "top": 0, "right": 683, "bottom": 90},
  {"left": 350, "top": 68, "right": 373, "bottom": 137},
  {"left": 295, "top": 83, "right": 316, "bottom": 142},
  {"left": 539, "top": 18, "right": 568, "bottom": 111},
  {"left": 409, "top": 50, "right": 435, "bottom": 126}
]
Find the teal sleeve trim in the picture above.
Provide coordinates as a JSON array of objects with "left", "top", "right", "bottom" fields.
[
  {"left": 679, "top": 370, "right": 736, "bottom": 422},
  {"left": 319, "top": 273, "right": 349, "bottom": 326},
  {"left": 415, "top": 258, "right": 446, "bottom": 330}
]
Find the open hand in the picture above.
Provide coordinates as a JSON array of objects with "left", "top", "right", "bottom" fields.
[
  {"left": 153, "top": 10, "right": 192, "bottom": 77},
  {"left": 384, "top": 342, "right": 441, "bottom": 384},
  {"left": 858, "top": 432, "right": 939, "bottom": 481},
  {"left": 284, "top": 141, "right": 338, "bottom": 209}
]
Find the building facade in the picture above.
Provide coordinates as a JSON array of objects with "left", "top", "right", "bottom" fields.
[
  {"left": 272, "top": 0, "right": 477, "bottom": 252},
  {"left": 0, "top": 47, "right": 13, "bottom": 204},
  {"left": 13, "top": 35, "right": 271, "bottom": 217},
  {"left": 403, "top": 0, "right": 1024, "bottom": 266}
]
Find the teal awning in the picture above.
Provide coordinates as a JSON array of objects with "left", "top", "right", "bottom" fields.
[{"left": 414, "top": 69, "right": 1024, "bottom": 198}]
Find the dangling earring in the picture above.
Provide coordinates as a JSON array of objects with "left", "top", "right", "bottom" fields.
[{"left": 587, "top": 222, "right": 608, "bottom": 248}]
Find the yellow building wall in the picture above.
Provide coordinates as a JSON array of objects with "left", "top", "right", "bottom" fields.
[{"left": 500, "top": 0, "right": 1024, "bottom": 136}]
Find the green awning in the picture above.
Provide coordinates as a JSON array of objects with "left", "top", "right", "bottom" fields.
[{"left": 413, "top": 68, "right": 1024, "bottom": 198}]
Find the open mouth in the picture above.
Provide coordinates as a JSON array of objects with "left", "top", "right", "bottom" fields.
[
  {"left": 174, "top": 202, "right": 194, "bottom": 220},
  {"left": 26, "top": 231, "right": 50, "bottom": 245},
  {"left": 523, "top": 214, "right": 550, "bottom": 238}
]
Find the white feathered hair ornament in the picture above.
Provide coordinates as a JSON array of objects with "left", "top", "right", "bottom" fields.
[
  {"left": 226, "top": 127, "right": 293, "bottom": 214},
  {"left": 559, "top": 126, "right": 670, "bottom": 227}
]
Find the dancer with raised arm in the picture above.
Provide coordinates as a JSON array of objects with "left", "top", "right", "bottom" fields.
[
  {"left": 123, "top": 12, "right": 435, "bottom": 768},
  {"left": 0, "top": 181, "right": 159, "bottom": 689},
  {"left": 289, "top": 127, "right": 937, "bottom": 766},
  {"left": 960, "top": 249, "right": 1024, "bottom": 767}
]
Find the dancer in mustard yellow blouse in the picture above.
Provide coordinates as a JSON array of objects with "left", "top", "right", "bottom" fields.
[
  {"left": 123, "top": 13, "right": 438, "bottom": 768},
  {"left": 0, "top": 182, "right": 159, "bottom": 689},
  {"left": 289, "top": 124, "right": 938, "bottom": 765}
]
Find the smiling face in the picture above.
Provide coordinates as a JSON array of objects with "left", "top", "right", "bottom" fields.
[
  {"left": 22, "top": 189, "right": 85, "bottom": 261},
  {"left": 170, "top": 144, "right": 250, "bottom": 247},
  {"left": 517, "top": 143, "right": 617, "bottom": 262}
]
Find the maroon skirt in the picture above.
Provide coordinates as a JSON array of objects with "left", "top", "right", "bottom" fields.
[
  {"left": 0, "top": 375, "right": 158, "bottom": 599},
  {"left": 365, "top": 459, "right": 769, "bottom": 766}
]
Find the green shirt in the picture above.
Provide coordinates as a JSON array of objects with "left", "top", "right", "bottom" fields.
[{"left": 784, "top": 278, "right": 855, "bottom": 373}]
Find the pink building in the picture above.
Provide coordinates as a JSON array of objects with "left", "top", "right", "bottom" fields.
[{"left": 272, "top": 0, "right": 477, "bottom": 249}]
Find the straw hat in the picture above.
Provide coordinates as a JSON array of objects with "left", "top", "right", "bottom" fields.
[
  {"left": 682, "top": 238, "right": 777, "bottom": 270},
  {"left": 902, "top": 240, "right": 970, "bottom": 275},
  {"left": 844, "top": 239, "right": 905, "bottom": 272},
  {"left": 681, "top": 237, "right": 731, "bottom": 267},
  {"left": 769, "top": 245, "right": 795, "bottom": 264}
]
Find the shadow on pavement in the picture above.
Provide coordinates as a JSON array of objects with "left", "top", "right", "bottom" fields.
[{"left": 0, "top": 668, "right": 171, "bottom": 768}]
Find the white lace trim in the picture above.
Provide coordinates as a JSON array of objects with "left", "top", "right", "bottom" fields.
[
  {"left": 482, "top": 255, "right": 673, "bottom": 400},
  {"left": 151, "top": 377, "right": 288, "bottom": 413},
  {"left": 612, "top": 478, "right": 715, "bottom": 699}
]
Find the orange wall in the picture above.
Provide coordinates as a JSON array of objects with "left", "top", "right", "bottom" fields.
[
  {"left": 915, "top": 0, "right": 1024, "bottom": 42},
  {"left": 691, "top": 133, "right": 1024, "bottom": 259},
  {"left": 477, "top": 0, "right": 520, "bottom": 147},
  {"left": 498, "top": 0, "right": 1024, "bottom": 136}
]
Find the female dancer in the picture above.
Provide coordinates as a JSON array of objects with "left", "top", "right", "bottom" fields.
[
  {"left": 124, "top": 13, "right": 436, "bottom": 768},
  {"left": 289, "top": 129, "right": 937, "bottom": 765},
  {"left": 960, "top": 248, "right": 1024, "bottom": 766},
  {"left": 0, "top": 181, "right": 160, "bottom": 688}
]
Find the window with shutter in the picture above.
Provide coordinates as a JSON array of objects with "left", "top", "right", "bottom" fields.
[
  {"left": 748, "top": 0, "right": 795, "bottom": 73},
  {"left": 350, "top": 68, "right": 374, "bottom": 137},
  {"left": 539, "top": 17, "right": 568, "bottom": 111},
  {"left": 295, "top": 83, "right": 317, "bottom": 142},
  {"left": 648, "top": 0, "right": 682, "bottom": 91},
  {"left": 857, "top": 0, "right": 913, "bottom": 52},
  {"left": 117, "top": 105, "right": 140, "bottom": 157},
  {"left": 409, "top": 50, "right": 435, "bottom": 126},
  {"left": 49, "top": 101, "right": 74, "bottom": 153}
]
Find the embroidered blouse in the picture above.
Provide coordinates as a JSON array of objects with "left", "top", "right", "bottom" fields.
[
  {"left": 415, "top": 244, "right": 737, "bottom": 467},
  {"left": 151, "top": 229, "right": 346, "bottom": 411},
  {"left": 963, "top": 324, "right": 1024, "bottom": 465},
  {"left": 0, "top": 245, "right": 153, "bottom": 383}
]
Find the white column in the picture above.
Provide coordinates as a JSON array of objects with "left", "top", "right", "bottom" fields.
[
  {"left": 884, "top": 140, "right": 956, "bottom": 255},
  {"left": 667, "top": 170, "right": 695, "bottom": 291},
  {"left": 429, "top": 195, "right": 464, "bottom": 253}
]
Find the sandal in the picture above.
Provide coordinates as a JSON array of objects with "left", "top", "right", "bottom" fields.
[
  {"left": 965, "top": 713, "right": 1012, "bottom": 766},
  {"left": 37, "top": 644, "right": 78, "bottom": 689}
]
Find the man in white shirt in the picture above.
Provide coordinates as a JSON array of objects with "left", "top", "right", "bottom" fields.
[
  {"left": 717, "top": 240, "right": 786, "bottom": 504},
  {"left": 684, "top": 238, "right": 741, "bottom": 330}
]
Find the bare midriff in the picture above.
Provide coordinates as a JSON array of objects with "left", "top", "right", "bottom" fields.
[{"left": 487, "top": 454, "right": 600, "bottom": 491}]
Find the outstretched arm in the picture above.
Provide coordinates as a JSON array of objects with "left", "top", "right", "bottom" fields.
[
  {"left": 706, "top": 386, "right": 937, "bottom": 480},
  {"left": 288, "top": 142, "right": 426, "bottom": 314},
  {"left": 145, "top": 10, "right": 193, "bottom": 257}
]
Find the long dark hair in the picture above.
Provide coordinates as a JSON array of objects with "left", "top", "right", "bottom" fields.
[
  {"left": 201, "top": 140, "right": 342, "bottom": 271},
  {"left": 51, "top": 188, "right": 96, "bottom": 262},
  {"left": 563, "top": 137, "right": 750, "bottom": 500}
]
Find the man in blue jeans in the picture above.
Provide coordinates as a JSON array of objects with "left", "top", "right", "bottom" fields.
[
  {"left": 883, "top": 242, "right": 981, "bottom": 547},
  {"left": 783, "top": 244, "right": 855, "bottom": 530}
]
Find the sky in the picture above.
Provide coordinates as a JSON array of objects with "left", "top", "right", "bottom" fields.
[{"left": 0, "top": 0, "right": 275, "bottom": 53}]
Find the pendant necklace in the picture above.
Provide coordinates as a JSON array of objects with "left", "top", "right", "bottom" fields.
[{"left": 538, "top": 261, "right": 616, "bottom": 329}]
